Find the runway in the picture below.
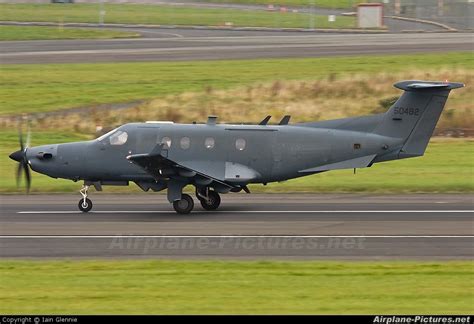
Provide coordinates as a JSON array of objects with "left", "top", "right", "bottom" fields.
[
  {"left": 1, "top": 194, "right": 472, "bottom": 259},
  {"left": 1, "top": 31, "right": 472, "bottom": 64}
]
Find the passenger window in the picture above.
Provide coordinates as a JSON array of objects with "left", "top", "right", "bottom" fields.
[
  {"left": 205, "top": 137, "right": 215, "bottom": 149},
  {"left": 180, "top": 137, "right": 190, "bottom": 150},
  {"left": 235, "top": 138, "right": 246, "bottom": 151},
  {"left": 109, "top": 131, "right": 128, "bottom": 146},
  {"left": 160, "top": 136, "right": 172, "bottom": 149}
]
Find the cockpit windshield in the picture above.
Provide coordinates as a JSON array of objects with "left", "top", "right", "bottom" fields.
[
  {"left": 96, "top": 128, "right": 128, "bottom": 145},
  {"left": 96, "top": 128, "right": 119, "bottom": 142}
]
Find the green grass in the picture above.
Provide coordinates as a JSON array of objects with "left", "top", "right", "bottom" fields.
[
  {"left": 1, "top": 52, "right": 472, "bottom": 116},
  {"left": 0, "top": 25, "right": 139, "bottom": 41},
  {"left": 1, "top": 130, "right": 472, "bottom": 193},
  {"left": 208, "top": 0, "right": 363, "bottom": 9},
  {"left": 0, "top": 3, "right": 355, "bottom": 29},
  {"left": 0, "top": 260, "right": 472, "bottom": 314}
]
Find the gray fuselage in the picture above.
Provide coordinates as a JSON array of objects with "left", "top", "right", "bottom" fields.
[{"left": 27, "top": 122, "right": 402, "bottom": 186}]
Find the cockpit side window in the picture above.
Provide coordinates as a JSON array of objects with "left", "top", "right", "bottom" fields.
[{"left": 109, "top": 131, "right": 128, "bottom": 145}]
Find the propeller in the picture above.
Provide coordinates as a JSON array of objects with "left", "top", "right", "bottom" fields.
[{"left": 9, "top": 121, "right": 32, "bottom": 193}]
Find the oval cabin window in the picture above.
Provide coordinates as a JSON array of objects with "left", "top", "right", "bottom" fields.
[
  {"left": 235, "top": 138, "right": 246, "bottom": 151},
  {"left": 160, "top": 136, "right": 172, "bottom": 149},
  {"left": 205, "top": 137, "right": 215, "bottom": 149},
  {"left": 180, "top": 137, "right": 190, "bottom": 150}
]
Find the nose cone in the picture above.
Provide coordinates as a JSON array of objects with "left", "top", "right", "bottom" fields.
[{"left": 9, "top": 150, "right": 23, "bottom": 162}]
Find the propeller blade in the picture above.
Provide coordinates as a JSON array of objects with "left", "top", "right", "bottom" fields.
[
  {"left": 24, "top": 162, "right": 31, "bottom": 193},
  {"left": 18, "top": 124, "right": 24, "bottom": 152},
  {"left": 16, "top": 163, "right": 23, "bottom": 188},
  {"left": 13, "top": 118, "right": 33, "bottom": 193},
  {"left": 25, "top": 121, "right": 31, "bottom": 149}
]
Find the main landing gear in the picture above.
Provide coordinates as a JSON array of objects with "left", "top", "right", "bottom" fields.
[
  {"left": 172, "top": 193, "right": 194, "bottom": 214},
  {"left": 172, "top": 188, "right": 221, "bottom": 214},
  {"left": 197, "top": 189, "right": 221, "bottom": 211},
  {"left": 78, "top": 184, "right": 93, "bottom": 212}
]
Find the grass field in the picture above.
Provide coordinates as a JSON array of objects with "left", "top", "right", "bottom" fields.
[
  {"left": 1, "top": 130, "right": 472, "bottom": 193},
  {"left": 102, "top": 69, "right": 471, "bottom": 132},
  {"left": 0, "top": 260, "right": 472, "bottom": 314},
  {"left": 0, "top": 25, "right": 139, "bottom": 41},
  {"left": 209, "top": 0, "right": 363, "bottom": 9},
  {"left": 1, "top": 52, "right": 472, "bottom": 116},
  {"left": 0, "top": 4, "right": 355, "bottom": 29}
]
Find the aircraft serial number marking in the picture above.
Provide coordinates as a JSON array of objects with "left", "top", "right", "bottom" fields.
[{"left": 393, "top": 107, "right": 420, "bottom": 116}]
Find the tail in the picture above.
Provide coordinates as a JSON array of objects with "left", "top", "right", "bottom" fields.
[{"left": 374, "top": 80, "right": 464, "bottom": 158}]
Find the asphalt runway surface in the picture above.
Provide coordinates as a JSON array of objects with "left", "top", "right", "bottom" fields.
[
  {"left": 1, "top": 31, "right": 472, "bottom": 64},
  {"left": 1, "top": 194, "right": 472, "bottom": 260}
]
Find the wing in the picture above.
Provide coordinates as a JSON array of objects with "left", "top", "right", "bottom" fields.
[{"left": 126, "top": 144, "right": 235, "bottom": 189}]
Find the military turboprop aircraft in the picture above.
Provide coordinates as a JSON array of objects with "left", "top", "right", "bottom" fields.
[{"left": 10, "top": 80, "right": 464, "bottom": 214}]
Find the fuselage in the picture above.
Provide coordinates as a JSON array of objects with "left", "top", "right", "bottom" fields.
[{"left": 25, "top": 121, "right": 404, "bottom": 186}]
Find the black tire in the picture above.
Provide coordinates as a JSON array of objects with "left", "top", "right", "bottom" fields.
[
  {"left": 173, "top": 193, "right": 194, "bottom": 214},
  {"left": 78, "top": 198, "right": 93, "bottom": 213},
  {"left": 199, "top": 190, "right": 221, "bottom": 211}
]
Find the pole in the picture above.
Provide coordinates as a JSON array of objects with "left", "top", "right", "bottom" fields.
[
  {"left": 309, "top": 0, "right": 315, "bottom": 30},
  {"left": 99, "top": 0, "right": 105, "bottom": 26}
]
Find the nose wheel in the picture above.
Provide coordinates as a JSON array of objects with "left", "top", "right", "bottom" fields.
[
  {"left": 78, "top": 185, "right": 93, "bottom": 213},
  {"left": 78, "top": 198, "right": 93, "bottom": 213}
]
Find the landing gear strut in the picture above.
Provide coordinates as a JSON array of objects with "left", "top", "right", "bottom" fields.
[
  {"left": 172, "top": 193, "right": 194, "bottom": 214},
  {"left": 78, "top": 184, "right": 93, "bottom": 212},
  {"left": 197, "top": 188, "right": 221, "bottom": 211}
]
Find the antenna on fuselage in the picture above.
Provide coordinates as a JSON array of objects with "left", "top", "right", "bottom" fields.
[
  {"left": 259, "top": 115, "right": 271, "bottom": 125},
  {"left": 207, "top": 116, "right": 217, "bottom": 125},
  {"left": 278, "top": 115, "right": 291, "bottom": 125}
]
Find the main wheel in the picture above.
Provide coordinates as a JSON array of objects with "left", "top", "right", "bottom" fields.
[
  {"left": 173, "top": 194, "right": 194, "bottom": 214},
  {"left": 78, "top": 198, "right": 93, "bottom": 213},
  {"left": 199, "top": 190, "right": 221, "bottom": 211}
]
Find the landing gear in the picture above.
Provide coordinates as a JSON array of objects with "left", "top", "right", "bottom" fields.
[
  {"left": 78, "top": 198, "right": 93, "bottom": 212},
  {"left": 78, "top": 185, "right": 93, "bottom": 212},
  {"left": 196, "top": 188, "right": 221, "bottom": 211},
  {"left": 172, "top": 193, "right": 194, "bottom": 214},
  {"left": 199, "top": 190, "right": 221, "bottom": 211}
]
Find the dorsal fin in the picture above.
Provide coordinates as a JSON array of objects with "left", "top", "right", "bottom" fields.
[
  {"left": 258, "top": 115, "right": 271, "bottom": 125},
  {"left": 279, "top": 115, "right": 291, "bottom": 125}
]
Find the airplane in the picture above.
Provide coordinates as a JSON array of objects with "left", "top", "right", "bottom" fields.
[{"left": 9, "top": 80, "right": 464, "bottom": 214}]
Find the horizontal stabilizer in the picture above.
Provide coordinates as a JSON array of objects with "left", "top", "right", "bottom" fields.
[
  {"left": 394, "top": 80, "right": 464, "bottom": 91},
  {"left": 299, "top": 154, "right": 376, "bottom": 173}
]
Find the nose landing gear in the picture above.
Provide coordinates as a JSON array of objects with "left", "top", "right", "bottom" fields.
[{"left": 78, "top": 184, "right": 93, "bottom": 212}]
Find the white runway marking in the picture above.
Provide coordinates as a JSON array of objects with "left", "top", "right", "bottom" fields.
[
  {"left": 1, "top": 235, "right": 473, "bottom": 239},
  {"left": 129, "top": 29, "right": 185, "bottom": 38},
  {"left": 17, "top": 210, "right": 474, "bottom": 214}
]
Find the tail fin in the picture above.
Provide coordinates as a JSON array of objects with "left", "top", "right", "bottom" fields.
[{"left": 374, "top": 80, "right": 464, "bottom": 158}]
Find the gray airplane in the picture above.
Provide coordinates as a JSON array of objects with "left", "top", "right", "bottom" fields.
[{"left": 10, "top": 80, "right": 464, "bottom": 214}]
